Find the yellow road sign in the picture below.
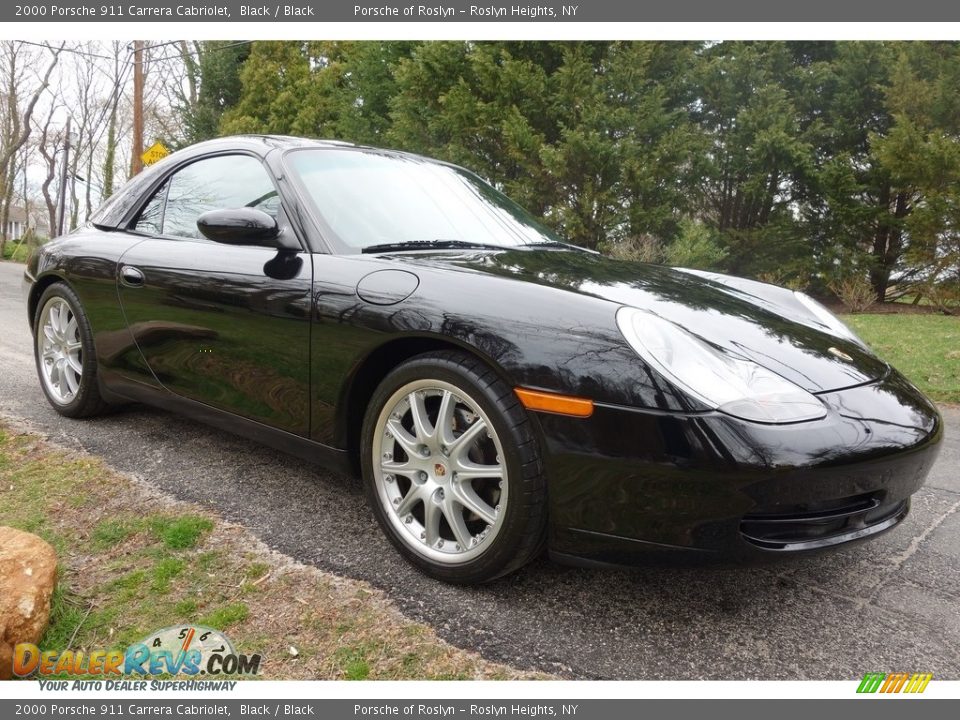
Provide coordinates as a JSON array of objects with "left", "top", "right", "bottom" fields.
[{"left": 141, "top": 141, "right": 169, "bottom": 166}]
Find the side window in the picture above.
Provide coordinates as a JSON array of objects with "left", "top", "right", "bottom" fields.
[
  {"left": 147, "top": 155, "right": 279, "bottom": 239},
  {"left": 134, "top": 180, "right": 168, "bottom": 234}
]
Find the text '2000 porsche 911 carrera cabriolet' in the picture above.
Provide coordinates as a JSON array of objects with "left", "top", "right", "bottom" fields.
[{"left": 25, "top": 135, "right": 942, "bottom": 583}]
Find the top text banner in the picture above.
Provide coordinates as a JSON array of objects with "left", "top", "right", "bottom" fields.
[{"left": 7, "top": 0, "right": 960, "bottom": 23}]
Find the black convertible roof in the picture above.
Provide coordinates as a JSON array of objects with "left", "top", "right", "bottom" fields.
[
  {"left": 191, "top": 134, "right": 359, "bottom": 152},
  {"left": 88, "top": 135, "right": 366, "bottom": 231}
]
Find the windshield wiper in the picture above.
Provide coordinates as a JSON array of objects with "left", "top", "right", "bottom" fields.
[
  {"left": 361, "top": 239, "right": 506, "bottom": 254},
  {"left": 521, "top": 240, "right": 574, "bottom": 249}
]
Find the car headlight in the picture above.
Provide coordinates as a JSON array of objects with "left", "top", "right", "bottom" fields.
[
  {"left": 793, "top": 291, "right": 867, "bottom": 348},
  {"left": 616, "top": 306, "right": 827, "bottom": 424}
]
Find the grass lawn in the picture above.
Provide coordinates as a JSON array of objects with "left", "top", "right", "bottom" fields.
[
  {"left": 843, "top": 313, "right": 960, "bottom": 404},
  {"left": 0, "top": 421, "right": 540, "bottom": 681}
]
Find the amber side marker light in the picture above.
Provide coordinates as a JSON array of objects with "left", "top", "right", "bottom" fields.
[{"left": 515, "top": 388, "right": 594, "bottom": 418}]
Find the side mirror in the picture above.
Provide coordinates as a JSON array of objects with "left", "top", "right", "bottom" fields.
[{"left": 197, "top": 208, "right": 290, "bottom": 248}]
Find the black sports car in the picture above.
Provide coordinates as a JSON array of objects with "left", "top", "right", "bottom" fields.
[{"left": 24, "top": 135, "right": 942, "bottom": 583}]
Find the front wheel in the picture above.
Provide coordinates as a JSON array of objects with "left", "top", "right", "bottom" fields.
[{"left": 361, "top": 351, "right": 546, "bottom": 584}]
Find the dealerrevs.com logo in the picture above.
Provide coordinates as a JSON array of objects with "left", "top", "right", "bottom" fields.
[
  {"left": 13, "top": 625, "right": 261, "bottom": 678},
  {"left": 857, "top": 673, "right": 933, "bottom": 694}
]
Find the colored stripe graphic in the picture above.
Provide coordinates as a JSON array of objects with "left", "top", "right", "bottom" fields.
[
  {"left": 905, "top": 674, "right": 933, "bottom": 693},
  {"left": 857, "top": 673, "right": 886, "bottom": 693},
  {"left": 857, "top": 672, "right": 932, "bottom": 694},
  {"left": 882, "top": 672, "right": 907, "bottom": 693}
]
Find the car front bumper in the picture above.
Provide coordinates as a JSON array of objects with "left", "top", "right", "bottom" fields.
[{"left": 540, "top": 370, "right": 942, "bottom": 567}]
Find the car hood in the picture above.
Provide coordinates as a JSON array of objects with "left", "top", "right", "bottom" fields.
[{"left": 388, "top": 248, "right": 889, "bottom": 394}]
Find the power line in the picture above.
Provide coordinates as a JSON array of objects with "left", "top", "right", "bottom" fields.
[
  {"left": 128, "top": 39, "right": 189, "bottom": 64},
  {"left": 15, "top": 40, "right": 112, "bottom": 60},
  {"left": 16, "top": 38, "right": 253, "bottom": 67},
  {"left": 85, "top": 49, "right": 135, "bottom": 160},
  {"left": 158, "top": 39, "right": 253, "bottom": 55},
  {"left": 141, "top": 40, "right": 185, "bottom": 53},
  {"left": 134, "top": 40, "right": 254, "bottom": 66}
]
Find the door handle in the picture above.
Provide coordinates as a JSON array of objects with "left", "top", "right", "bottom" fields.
[{"left": 120, "top": 265, "right": 145, "bottom": 287}]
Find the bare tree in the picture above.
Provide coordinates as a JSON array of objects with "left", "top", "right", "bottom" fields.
[
  {"left": 144, "top": 41, "right": 195, "bottom": 144},
  {"left": 0, "top": 40, "right": 188, "bottom": 245},
  {"left": 0, "top": 41, "right": 62, "bottom": 255},
  {"left": 101, "top": 41, "right": 129, "bottom": 200},
  {"left": 36, "top": 101, "right": 63, "bottom": 239},
  {"left": 64, "top": 43, "right": 111, "bottom": 229}
]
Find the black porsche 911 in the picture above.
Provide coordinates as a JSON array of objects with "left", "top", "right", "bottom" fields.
[{"left": 24, "top": 135, "right": 942, "bottom": 583}]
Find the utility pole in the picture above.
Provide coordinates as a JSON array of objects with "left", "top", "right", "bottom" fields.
[
  {"left": 56, "top": 117, "right": 71, "bottom": 237},
  {"left": 131, "top": 40, "right": 145, "bottom": 175}
]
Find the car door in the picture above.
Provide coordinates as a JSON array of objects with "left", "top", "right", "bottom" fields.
[{"left": 116, "top": 153, "right": 313, "bottom": 437}]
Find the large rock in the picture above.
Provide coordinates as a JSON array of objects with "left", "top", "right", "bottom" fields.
[{"left": 0, "top": 527, "right": 58, "bottom": 680}]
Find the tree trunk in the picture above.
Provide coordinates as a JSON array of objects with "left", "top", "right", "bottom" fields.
[
  {"left": 84, "top": 145, "right": 94, "bottom": 219},
  {"left": 101, "top": 43, "right": 123, "bottom": 200},
  {"left": 869, "top": 188, "right": 912, "bottom": 303},
  {"left": 39, "top": 137, "right": 59, "bottom": 238},
  {"left": 869, "top": 184, "right": 892, "bottom": 302}
]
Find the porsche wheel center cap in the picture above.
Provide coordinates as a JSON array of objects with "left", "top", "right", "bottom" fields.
[{"left": 433, "top": 462, "right": 448, "bottom": 478}]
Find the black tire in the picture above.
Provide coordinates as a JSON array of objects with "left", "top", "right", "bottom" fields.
[
  {"left": 33, "top": 282, "right": 111, "bottom": 418},
  {"left": 361, "top": 350, "right": 547, "bottom": 584}
]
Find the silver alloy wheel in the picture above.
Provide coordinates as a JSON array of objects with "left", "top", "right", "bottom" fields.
[
  {"left": 372, "top": 379, "right": 507, "bottom": 564},
  {"left": 37, "top": 296, "right": 83, "bottom": 405}
]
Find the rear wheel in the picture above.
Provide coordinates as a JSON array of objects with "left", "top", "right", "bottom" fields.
[
  {"left": 34, "top": 283, "right": 110, "bottom": 418},
  {"left": 361, "top": 351, "right": 546, "bottom": 583}
]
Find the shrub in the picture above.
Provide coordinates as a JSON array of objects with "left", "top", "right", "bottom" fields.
[
  {"left": 603, "top": 235, "right": 664, "bottom": 264},
  {"left": 664, "top": 219, "right": 727, "bottom": 270},
  {"left": 829, "top": 276, "right": 876, "bottom": 313},
  {"left": 756, "top": 271, "right": 809, "bottom": 292}
]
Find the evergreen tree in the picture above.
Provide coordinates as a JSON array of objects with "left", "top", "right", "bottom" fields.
[
  {"left": 178, "top": 40, "right": 252, "bottom": 145},
  {"left": 203, "top": 39, "right": 960, "bottom": 297}
]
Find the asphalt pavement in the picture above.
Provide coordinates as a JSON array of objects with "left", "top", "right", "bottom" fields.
[{"left": 2, "top": 259, "right": 959, "bottom": 680}]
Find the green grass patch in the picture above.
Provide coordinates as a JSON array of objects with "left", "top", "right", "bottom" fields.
[
  {"left": 108, "top": 570, "right": 148, "bottom": 602},
  {"left": 173, "top": 599, "right": 199, "bottom": 617},
  {"left": 245, "top": 562, "right": 270, "bottom": 579},
  {"left": 199, "top": 603, "right": 250, "bottom": 630},
  {"left": 333, "top": 646, "right": 372, "bottom": 680},
  {"left": 148, "top": 515, "right": 213, "bottom": 549},
  {"left": 91, "top": 518, "right": 141, "bottom": 549},
  {"left": 151, "top": 557, "right": 186, "bottom": 593},
  {"left": 843, "top": 313, "right": 960, "bottom": 403},
  {"left": 40, "top": 582, "right": 89, "bottom": 650}
]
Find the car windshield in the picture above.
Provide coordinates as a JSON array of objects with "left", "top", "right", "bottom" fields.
[{"left": 286, "top": 148, "right": 564, "bottom": 252}]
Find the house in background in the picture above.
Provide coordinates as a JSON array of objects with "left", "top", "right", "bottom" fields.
[{"left": 3, "top": 205, "right": 49, "bottom": 241}]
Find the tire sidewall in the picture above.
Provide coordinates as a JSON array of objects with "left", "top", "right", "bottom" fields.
[
  {"left": 33, "top": 283, "right": 100, "bottom": 417},
  {"left": 361, "top": 354, "right": 542, "bottom": 583}
]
